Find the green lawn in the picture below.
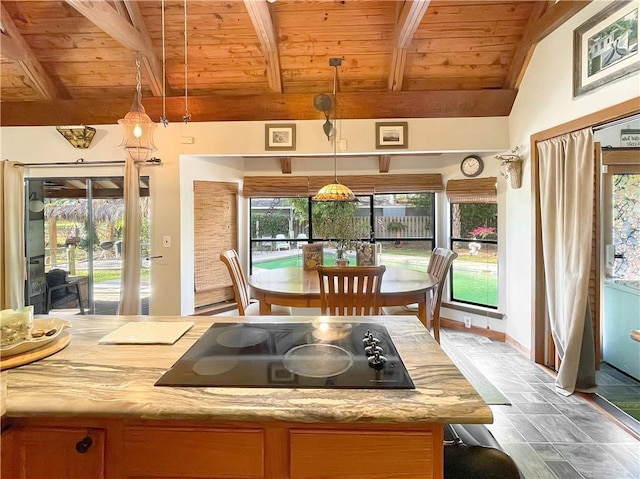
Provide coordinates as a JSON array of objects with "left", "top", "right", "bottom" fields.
[
  {"left": 74, "top": 269, "right": 150, "bottom": 283},
  {"left": 452, "top": 269, "right": 498, "bottom": 307}
]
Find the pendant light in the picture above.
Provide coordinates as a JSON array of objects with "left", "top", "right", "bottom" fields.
[
  {"left": 118, "top": 57, "right": 157, "bottom": 161},
  {"left": 312, "top": 58, "right": 355, "bottom": 202}
]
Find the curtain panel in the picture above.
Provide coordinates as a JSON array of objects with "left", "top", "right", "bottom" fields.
[
  {"left": 0, "top": 161, "right": 26, "bottom": 309},
  {"left": 537, "top": 128, "right": 596, "bottom": 395},
  {"left": 117, "top": 158, "right": 142, "bottom": 315}
]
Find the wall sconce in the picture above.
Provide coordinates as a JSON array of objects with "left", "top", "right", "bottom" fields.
[
  {"left": 56, "top": 125, "right": 96, "bottom": 149},
  {"left": 28, "top": 192, "right": 45, "bottom": 213},
  {"left": 496, "top": 146, "right": 523, "bottom": 189}
]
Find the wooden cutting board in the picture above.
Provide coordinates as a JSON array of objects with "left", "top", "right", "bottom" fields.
[{"left": 0, "top": 332, "right": 71, "bottom": 371}]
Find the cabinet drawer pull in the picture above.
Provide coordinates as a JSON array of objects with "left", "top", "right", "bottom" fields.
[{"left": 75, "top": 436, "right": 93, "bottom": 453}]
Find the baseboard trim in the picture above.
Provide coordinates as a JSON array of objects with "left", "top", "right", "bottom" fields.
[
  {"left": 504, "top": 335, "right": 530, "bottom": 357},
  {"left": 440, "top": 317, "right": 505, "bottom": 341},
  {"left": 441, "top": 317, "right": 533, "bottom": 359}
]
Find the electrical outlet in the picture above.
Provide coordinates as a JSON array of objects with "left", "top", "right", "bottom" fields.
[
  {"left": 464, "top": 316, "right": 472, "bottom": 328},
  {"left": 162, "top": 235, "right": 171, "bottom": 248}
]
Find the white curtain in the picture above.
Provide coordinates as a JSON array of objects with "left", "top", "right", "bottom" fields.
[
  {"left": 538, "top": 128, "right": 597, "bottom": 395},
  {"left": 0, "top": 161, "right": 26, "bottom": 309},
  {"left": 117, "top": 158, "right": 142, "bottom": 315}
]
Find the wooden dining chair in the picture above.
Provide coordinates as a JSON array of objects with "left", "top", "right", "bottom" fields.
[
  {"left": 220, "top": 249, "right": 291, "bottom": 316},
  {"left": 317, "top": 265, "right": 386, "bottom": 316},
  {"left": 382, "top": 247, "right": 458, "bottom": 343}
]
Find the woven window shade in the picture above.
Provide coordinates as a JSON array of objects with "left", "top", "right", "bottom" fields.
[
  {"left": 244, "top": 174, "right": 443, "bottom": 197},
  {"left": 193, "top": 181, "right": 238, "bottom": 308},
  {"left": 243, "top": 176, "right": 309, "bottom": 197},
  {"left": 374, "top": 174, "right": 443, "bottom": 193},
  {"left": 308, "top": 176, "right": 375, "bottom": 196},
  {"left": 446, "top": 177, "right": 497, "bottom": 203}
]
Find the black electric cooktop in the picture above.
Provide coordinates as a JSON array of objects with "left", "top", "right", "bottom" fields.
[{"left": 155, "top": 322, "right": 414, "bottom": 389}]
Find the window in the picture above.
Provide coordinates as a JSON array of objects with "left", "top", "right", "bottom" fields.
[
  {"left": 248, "top": 192, "right": 436, "bottom": 273},
  {"left": 446, "top": 178, "right": 498, "bottom": 309},
  {"left": 373, "top": 193, "right": 435, "bottom": 272}
]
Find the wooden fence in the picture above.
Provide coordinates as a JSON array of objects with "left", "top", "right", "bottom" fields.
[
  {"left": 375, "top": 216, "right": 433, "bottom": 238},
  {"left": 288, "top": 216, "right": 433, "bottom": 240}
]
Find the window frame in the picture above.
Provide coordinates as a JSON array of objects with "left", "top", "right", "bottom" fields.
[
  {"left": 248, "top": 192, "right": 436, "bottom": 273},
  {"left": 448, "top": 202, "right": 498, "bottom": 309}
]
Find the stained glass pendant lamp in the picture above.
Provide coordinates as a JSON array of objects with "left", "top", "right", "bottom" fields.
[
  {"left": 118, "top": 57, "right": 157, "bottom": 161},
  {"left": 312, "top": 58, "right": 355, "bottom": 202}
]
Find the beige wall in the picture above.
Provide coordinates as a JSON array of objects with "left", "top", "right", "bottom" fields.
[
  {"left": 1, "top": 118, "right": 509, "bottom": 318},
  {"left": 506, "top": 0, "right": 640, "bottom": 349}
]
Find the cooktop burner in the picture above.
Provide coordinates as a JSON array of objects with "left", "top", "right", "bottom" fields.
[{"left": 155, "top": 322, "right": 415, "bottom": 389}]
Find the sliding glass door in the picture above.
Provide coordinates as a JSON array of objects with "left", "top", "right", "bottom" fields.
[
  {"left": 600, "top": 150, "right": 640, "bottom": 421},
  {"left": 26, "top": 176, "right": 150, "bottom": 315}
]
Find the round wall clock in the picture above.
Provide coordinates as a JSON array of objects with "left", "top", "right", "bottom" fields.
[{"left": 460, "top": 155, "right": 484, "bottom": 177}]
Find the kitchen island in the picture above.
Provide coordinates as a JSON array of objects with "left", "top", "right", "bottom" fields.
[{"left": 1, "top": 315, "right": 492, "bottom": 479}]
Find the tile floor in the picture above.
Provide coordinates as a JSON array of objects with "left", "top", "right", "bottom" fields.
[
  {"left": 594, "top": 362, "right": 640, "bottom": 423},
  {"left": 440, "top": 329, "right": 639, "bottom": 479}
]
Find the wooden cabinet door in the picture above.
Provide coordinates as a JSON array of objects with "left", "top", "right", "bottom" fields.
[
  {"left": 290, "top": 429, "right": 440, "bottom": 479},
  {"left": 2, "top": 427, "right": 105, "bottom": 479}
]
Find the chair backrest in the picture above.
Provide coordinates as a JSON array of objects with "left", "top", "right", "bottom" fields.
[
  {"left": 220, "top": 249, "right": 251, "bottom": 315},
  {"left": 317, "top": 265, "right": 386, "bottom": 316},
  {"left": 45, "top": 268, "right": 69, "bottom": 302},
  {"left": 427, "top": 248, "right": 458, "bottom": 342}
]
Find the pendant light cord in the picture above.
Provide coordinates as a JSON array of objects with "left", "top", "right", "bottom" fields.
[
  {"left": 160, "top": 0, "right": 168, "bottom": 126},
  {"left": 183, "top": 0, "right": 191, "bottom": 124},
  {"left": 135, "top": 57, "right": 142, "bottom": 102},
  {"left": 332, "top": 65, "right": 338, "bottom": 183}
]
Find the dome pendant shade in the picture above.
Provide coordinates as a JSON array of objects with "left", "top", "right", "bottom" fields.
[{"left": 312, "top": 182, "right": 356, "bottom": 202}]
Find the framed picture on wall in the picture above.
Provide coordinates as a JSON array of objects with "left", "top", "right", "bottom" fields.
[
  {"left": 375, "top": 122, "right": 408, "bottom": 149},
  {"left": 265, "top": 124, "right": 296, "bottom": 151},
  {"left": 573, "top": 1, "right": 639, "bottom": 97}
]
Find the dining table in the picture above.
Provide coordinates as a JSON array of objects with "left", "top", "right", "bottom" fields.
[{"left": 248, "top": 266, "right": 438, "bottom": 327}]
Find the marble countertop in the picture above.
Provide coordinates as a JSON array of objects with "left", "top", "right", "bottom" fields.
[{"left": 1, "top": 315, "right": 492, "bottom": 425}]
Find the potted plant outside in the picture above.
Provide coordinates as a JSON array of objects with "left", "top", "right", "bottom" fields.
[{"left": 313, "top": 202, "right": 366, "bottom": 266}]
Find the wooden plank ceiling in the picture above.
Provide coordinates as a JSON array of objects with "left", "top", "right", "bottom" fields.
[
  {"left": 0, "top": 0, "right": 589, "bottom": 127},
  {"left": 42, "top": 177, "right": 150, "bottom": 198}
]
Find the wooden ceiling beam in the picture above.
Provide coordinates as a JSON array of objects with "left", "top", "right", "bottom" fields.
[
  {"left": 1, "top": 90, "right": 517, "bottom": 126},
  {"left": 0, "top": 3, "right": 63, "bottom": 100},
  {"left": 65, "top": 179, "right": 88, "bottom": 190},
  {"left": 388, "top": 0, "right": 431, "bottom": 92},
  {"left": 0, "top": 32, "right": 24, "bottom": 61},
  {"left": 64, "top": 0, "right": 163, "bottom": 97},
  {"left": 279, "top": 157, "right": 292, "bottom": 174},
  {"left": 505, "top": 0, "right": 591, "bottom": 89},
  {"left": 379, "top": 155, "right": 391, "bottom": 173},
  {"left": 504, "top": 2, "right": 548, "bottom": 90},
  {"left": 123, "top": 0, "right": 163, "bottom": 96},
  {"left": 243, "top": 0, "right": 282, "bottom": 93},
  {"left": 530, "top": 0, "right": 592, "bottom": 44}
]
